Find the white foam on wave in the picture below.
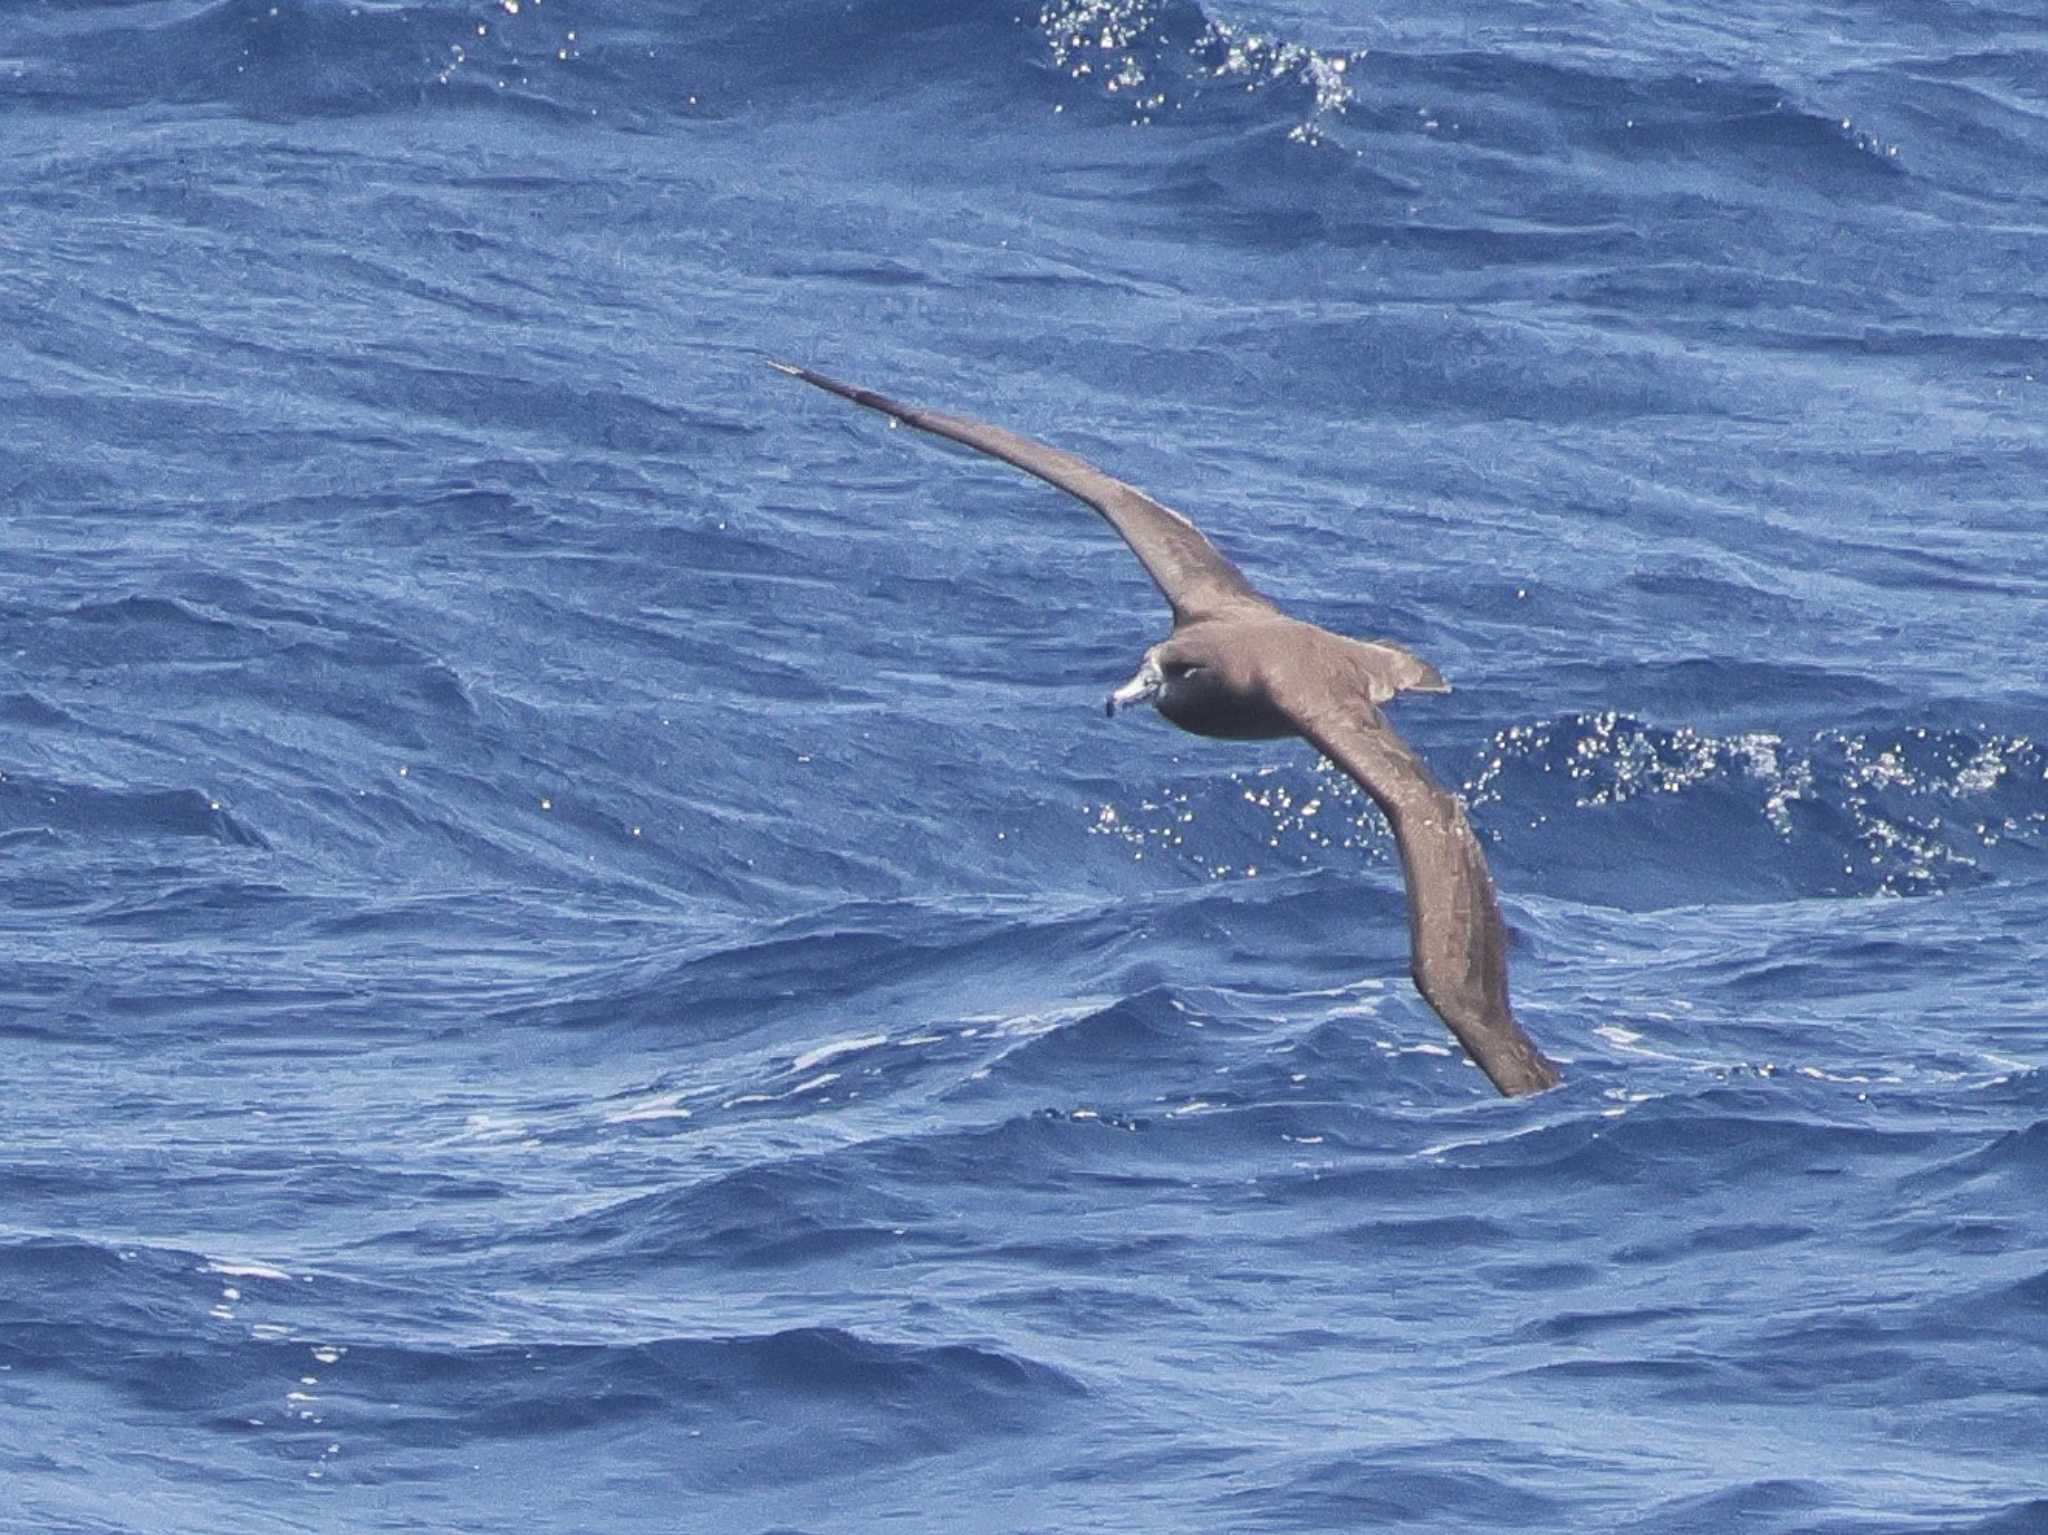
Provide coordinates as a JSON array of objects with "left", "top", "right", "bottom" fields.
[
  {"left": 605, "top": 1092, "right": 695, "bottom": 1123},
  {"left": 790, "top": 1034, "right": 888, "bottom": 1073},
  {"left": 206, "top": 1259, "right": 292, "bottom": 1282},
  {"left": 1036, "top": 1, "right": 1359, "bottom": 142}
]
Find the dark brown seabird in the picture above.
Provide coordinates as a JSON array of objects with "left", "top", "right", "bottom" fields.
[{"left": 772, "top": 361, "right": 1561, "bottom": 1098}]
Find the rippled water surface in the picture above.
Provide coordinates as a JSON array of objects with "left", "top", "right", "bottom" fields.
[{"left": 4, "top": 1, "right": 2046, "bottom": 1530}]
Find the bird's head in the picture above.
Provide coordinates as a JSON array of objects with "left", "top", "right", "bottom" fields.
[
  {"left": 1105, "top": 639, "right": 1219, "bottom": 719},
  {"left": 1104, "top": 630, "right": 1297, "bottom": 741}
]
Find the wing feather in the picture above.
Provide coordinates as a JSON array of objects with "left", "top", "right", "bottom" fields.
[
  {"left": 1273, "top": 677, "right": 1561, "bottom": 1096},
  {"left": 772, "top": 362, "right": 1271, "bottom": 624}
]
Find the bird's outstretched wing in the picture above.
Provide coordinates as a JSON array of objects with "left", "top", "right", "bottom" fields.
[
  {"left": 1269, "top": 671, "right": 1561, "bottom": 1097},
  {"left": 772, "top": 361, "right": 1273, "bottom": 625}
]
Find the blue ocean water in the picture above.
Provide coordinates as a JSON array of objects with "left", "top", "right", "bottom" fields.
[{"left": 4, "top": 0, "right": 2047, "bottom": 1528}]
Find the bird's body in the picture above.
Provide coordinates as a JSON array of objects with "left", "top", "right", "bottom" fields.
[
  {"left": 773, "top": 360, "right": 1561, "bottom": 1098},
  {"left": 1143, "top": 612, "right": 1451, "bottom": 740}
]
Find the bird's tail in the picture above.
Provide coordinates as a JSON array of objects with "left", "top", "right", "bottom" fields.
[{"left": 1351, "top": 639, "right": 1451, "bottom": 704}]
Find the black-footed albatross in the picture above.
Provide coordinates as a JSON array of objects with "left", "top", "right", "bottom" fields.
[{"left": 772, "top": 361, "right": 1561, "bottom": 1098}]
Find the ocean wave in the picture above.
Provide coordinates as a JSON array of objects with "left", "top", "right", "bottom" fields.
[
  {"left": 0, "top": 773, "right": 268, "bottom": 850},
  {"left": 3, "top": 0, "right": 1959, "bottom": 196},
  {"left": 0, "top": 1228, "right": 1081, "bottom": 1490},
  {"left": 1898, "top": 1116, "right": 2048, "bottom": 1198},
  {"left": 16, "top": 0, "right": 459, "bottom": 117},
  {"left": 1470, "top": 712, "right": 2048, "bottom": 904},
  {"left": 1208, "top": 1447, "right": 1562, "bottom": 1527},
  {"left": 1078, "top": 708, "right": 2048, "bottom": 907}
]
